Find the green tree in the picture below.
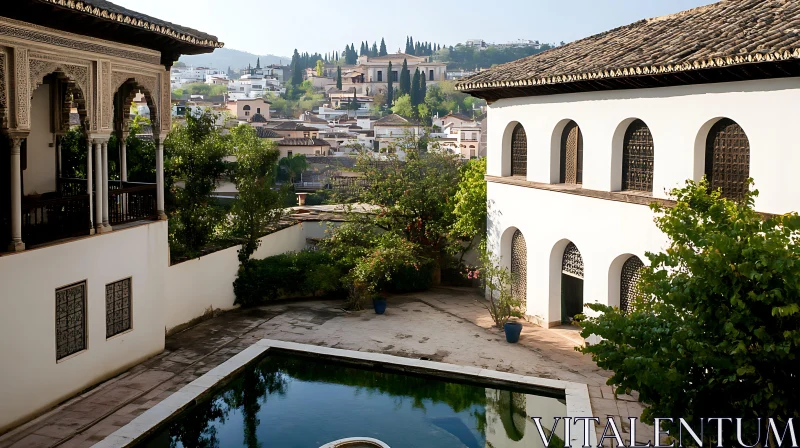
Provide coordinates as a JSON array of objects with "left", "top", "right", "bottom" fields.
[
  {"left": 278, "top": 154, "right": 309, "bottom": 184},
  {"left": 386, "top": 61, "right": 394, "bottom": 106},
  {"left": 124, "top": 115, "right": 156, "bottom": 183},
  {"left": 336, "top": 66, "right": 342, "bottom": 90},
  {"left": 379, "top": 38, "right": 387, "bottom": 56},
  {"left": 451, "top": 158, "right": 486, "bottom": 242},
  {"left": 419, "top": 72, "right": 427, "bottom": 103},
  {"left": 411, "top": 69, "right": 421, "bottom": 107},
  {"left": 315, "top": 60, "right": 324, "bottom": 77},
  {"left": 371, "top": 42, "right": 378, "bottom": 57},
  {"left": 399, "top": 59, "right": 410, "bottom": 96},
  {"left": 228, "top": 125, "right": 284, "bottom": 263},
  {"left": 164, "top": 109, "right": 229, "bottom": 258},
  {"left": 391, "top": 94, "right": 414, "bottom": 118},
  {"left": 578, "top": 180, "right": 800, "bottom": 444}
]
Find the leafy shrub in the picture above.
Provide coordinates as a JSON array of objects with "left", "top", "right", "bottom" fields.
[
  {"left": 386, "top": 261, "right": 435, "bottom": 293},
  {"left": 234, "top": 250, "right": 345, "bottom": 306}
]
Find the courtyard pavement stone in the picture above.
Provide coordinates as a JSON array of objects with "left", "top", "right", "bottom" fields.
[{"left": 0, "top": 287, "right": 652, "bottom": 447}]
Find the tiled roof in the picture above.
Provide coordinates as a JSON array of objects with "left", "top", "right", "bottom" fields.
[
  {"left": 374, "top": 114, "right": 419, "bottom": 127},
  {"left": 272, "top": 121, "right": 319, "bottom": 131},
  {"left": 37, "top": 0, "right": 223, "bottom": 49},
  {"left": 303, "top": 114, "right": 328, "bottom": 123},
  {"left": 255, "top": 127, "right": 279, "bottom": 138},
  {"left": 442, "top": 113, "right": 474, "bottom": 122},
  {"left": 457, "top": 0, "right": 800, "bottom": 94},
  {"left": 277, "top": 138, "right": 331, "bottom": 146},
  {"left": 249, "top": 113, "right": 268, "bottom": 123}
]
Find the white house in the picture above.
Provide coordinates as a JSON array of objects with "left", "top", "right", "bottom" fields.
[
  {"left": 457, "top": 0, "right": 800, "bottom": 328},
  {"left": 373, "top": 114, "right": 423, "bottom": 151},
  {"left": 0, "top": 1, "right": 221, "bottom": 433},
  {"left": 227, "top": 98, "right": 271, "bottom": 121}
]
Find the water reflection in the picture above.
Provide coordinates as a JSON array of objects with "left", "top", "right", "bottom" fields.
[{"left": 141, "top": 354, "right": 565, "bottom": 448}]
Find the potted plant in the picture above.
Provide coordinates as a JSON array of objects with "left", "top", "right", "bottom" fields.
[
  {"left": 474, "top": 251, "right": 524, "bottom": 343},
  {"left": 372, "top": 294, "right": 387, "bottom": 315}
]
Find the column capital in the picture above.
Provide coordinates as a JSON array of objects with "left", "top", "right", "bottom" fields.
[{"left": 4, "top": 130, "right": 29, "bottom": 148}]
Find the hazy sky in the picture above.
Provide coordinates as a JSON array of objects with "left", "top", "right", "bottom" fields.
[{"left": 112, "top": 0, "right": 714, "bottom": 58}]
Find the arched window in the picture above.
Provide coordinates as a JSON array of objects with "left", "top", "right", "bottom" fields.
[
  {"left": 561, "top": 242, "right": 584, "bottom": 323},
  {"left": 620, "top": 256, "right": 644, "bottom": 314},
  {"left": 510, "top": 124, "right": 527, "bottom": 176},
  {"left": 705, "top": 118, "right": 750, "bottom": 201},
  {"left": 559, "top": 121, "right": 583, "bottom": 184},
  {"left": 622, "top": 120, "right": 654, "bottom": 192},
  {"left": 242, "top": 105, "right": 251, "bottom": 111},
  {"left": 511, "top": 230, "right": 527, "bottom": 305}
]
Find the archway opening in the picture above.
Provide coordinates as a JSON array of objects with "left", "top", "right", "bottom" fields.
[
  {"left": 559, "top": 121, "right": 583, "bottom": 184},
  {"left": 621, "top": 119, "right": 654, "bottom": 192},
  {"left": 704, "top": 118, "right": 750, "bottom": 201},
  {"left": 561, "top": 242, "right": 584, "bottom": 324},
  {"left": 510, "top": 229, "right": 527, "bottom": 313}
]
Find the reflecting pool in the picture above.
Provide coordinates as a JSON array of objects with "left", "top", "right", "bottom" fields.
[{"left": 139, "top": 352, "right": 567, "bottom": 448}]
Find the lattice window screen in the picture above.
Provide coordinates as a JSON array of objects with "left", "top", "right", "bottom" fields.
[
  {"left": 705, "top": 118, "right": 750, "bottom": 201},
  {"left": 56, "top": 281, "right": 87, "bottom": 360},
  {"left": 622, "top": 120, "right": 654, "bottom": 192},
  {"left": 561, "top": 242, "right": 584, "bottom": 278},
  {"left": 106, "top": 278, "right": 132, "bottom": 338},
  {"left": 510, "top": 230, "right": 527, "bottom": 307},
  {"left": 620, "top": 256, "right": 644, "bottom": 314},
  {"left": 560, "top": 121, "right": 583, "bottom": 184},
  {"left": 510, "top": 124, "right": 527, "bottom": 176}
]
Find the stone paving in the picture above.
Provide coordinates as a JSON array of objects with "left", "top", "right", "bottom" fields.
[{"left": 0, "top": 287, "right": 652, "bottom": 447}]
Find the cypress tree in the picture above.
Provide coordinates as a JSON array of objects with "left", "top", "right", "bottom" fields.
[
  {"left": 411, "top": 69, "right": 421, "bottom": 106},
  {"left": 419, "top": 69, "right": 427, "bottom": 101},
  {"left": 409, "top": 36, "right": 414, "bottom": 54},
  {"left": 371, "top": 42, "right": 378, "bottom": 57},
  {"left": 386, "top": 61, "right": 394, "bottom": 106},
  {"left": 336, "top": 66, "right": 342, "bottom": 90},
  {"left": 399, "top": 59, "right": 410, "bottom": 96},
  {"left": 405, "top": 37, "right": 410, "bottom": 54},
  {"left": 379, "top": 38, "right": 387, "bottom": 56}
]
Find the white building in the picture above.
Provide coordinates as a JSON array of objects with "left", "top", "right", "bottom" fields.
[
  {"left": 170, "top": 66, "right": 225, "bottom": 88},
  {"left": 457, "top": 0, "right": 800, "bottom": 328},
  {"left": 373, "top": 114, "right": 423, "bottom": 151},
  {"left": 0, "top": 3, "right": 221, "bottom": 433}
]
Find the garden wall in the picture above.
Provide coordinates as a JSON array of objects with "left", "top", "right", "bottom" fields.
[{"left": 164, "top": 221, "right": 335, "bottom": 333}]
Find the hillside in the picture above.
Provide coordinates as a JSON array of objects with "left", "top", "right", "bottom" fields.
[{"left": 178, "top": 48, "right": 290, "bottom": 70}]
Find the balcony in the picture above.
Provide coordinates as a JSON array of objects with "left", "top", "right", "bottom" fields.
[{"left": 7, "top": 178, "right": 158, "bottom": 251}]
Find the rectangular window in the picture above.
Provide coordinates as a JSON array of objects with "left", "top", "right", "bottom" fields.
[
  {"left": 377, "top": 71, "right": 383, "bottom": 82},
  {"left": 56, "top": 281, "right": 87, "bottom": 360},
  {"left": 245, "top": 111, "right": 249, "bottom": 116},
  {"left": 287, "top": 151, "right": 293, "bottom": 157},
  {"left": 429, "top": 70, "right": 434, "bottom": 81},
  {"left": 106, "top": 278, "right": 132, "bottom": 338},
  {"left": 257, "top": 108, "right": 261, "bottom": 114},
  {"left": 392, "top": 71, "right": 398, "bottom": 82}
]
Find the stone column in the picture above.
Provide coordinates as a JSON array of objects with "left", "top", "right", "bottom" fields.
[
  {"left": 155, "top": 139, "right": 166, "bottom": 219},
  {"left": 8, "top": 136, "right": 25, "bottom": 252},
  {"left": 93, "top": 140, "right": 103, "bottom": 233},
  {"left": 120, "top": 134, "right": 128, "bottom": 182},
  {"left": 101, "top": 141, "right": 111, "bottom": 229},
  {"left": 87, "top": 138, "right": 94, "bottom": 235}
]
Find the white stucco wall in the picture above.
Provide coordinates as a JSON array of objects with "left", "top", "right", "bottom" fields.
[
  {"left": 0, "top": 221, "right": 169, "bottom": 432},
  {"left": 25, "top": 83, "right": 56, "bottom": 196},
  {"left": 486, "top": 78, "right": 800, "bottom": 214},
  {"left": 485, "top": 78, "right": 800, "bottom": 327},
  {"left": 163, "top": 221, "right": 335, "bottom": 332}
]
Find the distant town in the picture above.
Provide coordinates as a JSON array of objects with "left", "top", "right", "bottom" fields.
[{"left": 164, "top": 36, "right": 555, "bottom": 164}]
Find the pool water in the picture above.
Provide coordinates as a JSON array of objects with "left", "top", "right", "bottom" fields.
[{"left": 139, "top": 352, "right": 567, "bottom": 448}]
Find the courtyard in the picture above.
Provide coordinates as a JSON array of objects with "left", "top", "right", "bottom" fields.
[{"left": 0, "top": 287, "right": 651, "bottom": 448}]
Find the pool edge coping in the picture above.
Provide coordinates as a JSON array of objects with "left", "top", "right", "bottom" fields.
[{"left": 92, "top": 339, "right": 596, "bottom": 448}]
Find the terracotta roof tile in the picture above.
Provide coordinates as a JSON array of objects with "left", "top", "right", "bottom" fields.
[{"left": 457, "top": 0, "right": 800, "bottom": 94}]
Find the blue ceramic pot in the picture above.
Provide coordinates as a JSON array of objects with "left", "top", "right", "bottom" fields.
[
  {"left": 504, "top": 321, "right": 523, "bottom": 343},
  {"left": 373, "top": 297, "right": 387, "bottom": 315}
]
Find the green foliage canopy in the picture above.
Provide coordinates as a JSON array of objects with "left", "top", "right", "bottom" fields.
[{"left": 579, "top": 180, "right": 800, "bottom": 442}]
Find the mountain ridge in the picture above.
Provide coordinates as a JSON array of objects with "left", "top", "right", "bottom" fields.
[{"left": 179, "top": 48, "right": 290, "bottom": 70}]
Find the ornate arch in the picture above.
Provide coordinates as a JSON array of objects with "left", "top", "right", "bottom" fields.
[
  {"left": 620, "top": 256, "right": 644, "bottom": 314},
  {"left": 111, "top": 71, "right": 159, "bottom": 132},
  {"left": 705, "top": 118, "right": 750, "bottom": 201},
  {"left": 27, "top": 56, "right": 91, "bottom": 131},
  {"left": 510, "top": 229, "right": 527, "bottom": 308},
  {"left": 510, "top": 123, "right": 527, "bottom": 176},
  {"left": 622, "top": 119, "right": 654, "bottom": 192}
]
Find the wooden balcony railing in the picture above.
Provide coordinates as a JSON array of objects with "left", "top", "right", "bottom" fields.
[
  {"left": 22, "top": 193, "right": 91, "bottom": 246},
  {"left": 108, "top": 181, "right": 158, "bottom": 224}
]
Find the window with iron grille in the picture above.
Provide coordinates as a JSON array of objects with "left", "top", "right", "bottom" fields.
[
  {"left": 510, "top": 124, "right": 527, "bottom": 176},
  {"left": 56, "top": 281, "right": 87, "bottom": 360},
  {"left": 705, "top": 118, "right": 750, "bottom": 201},
  {"left": 620, "top": 256, "right": 644, "bottom": 314},
  {"left": 511, "top": 230, "right": 527, "bottom": 306},
  {"left": 106, "top": 278, "right": 132, "bottom": 338},
  {"left": 561, "top": 242, "right": 584, "bottom": 278},
  {"left": 622, "top": 120, "right": 654, "bottom": 192},
  {"left": 559, "top": 121, "right": 583, "bottom": 184}
]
